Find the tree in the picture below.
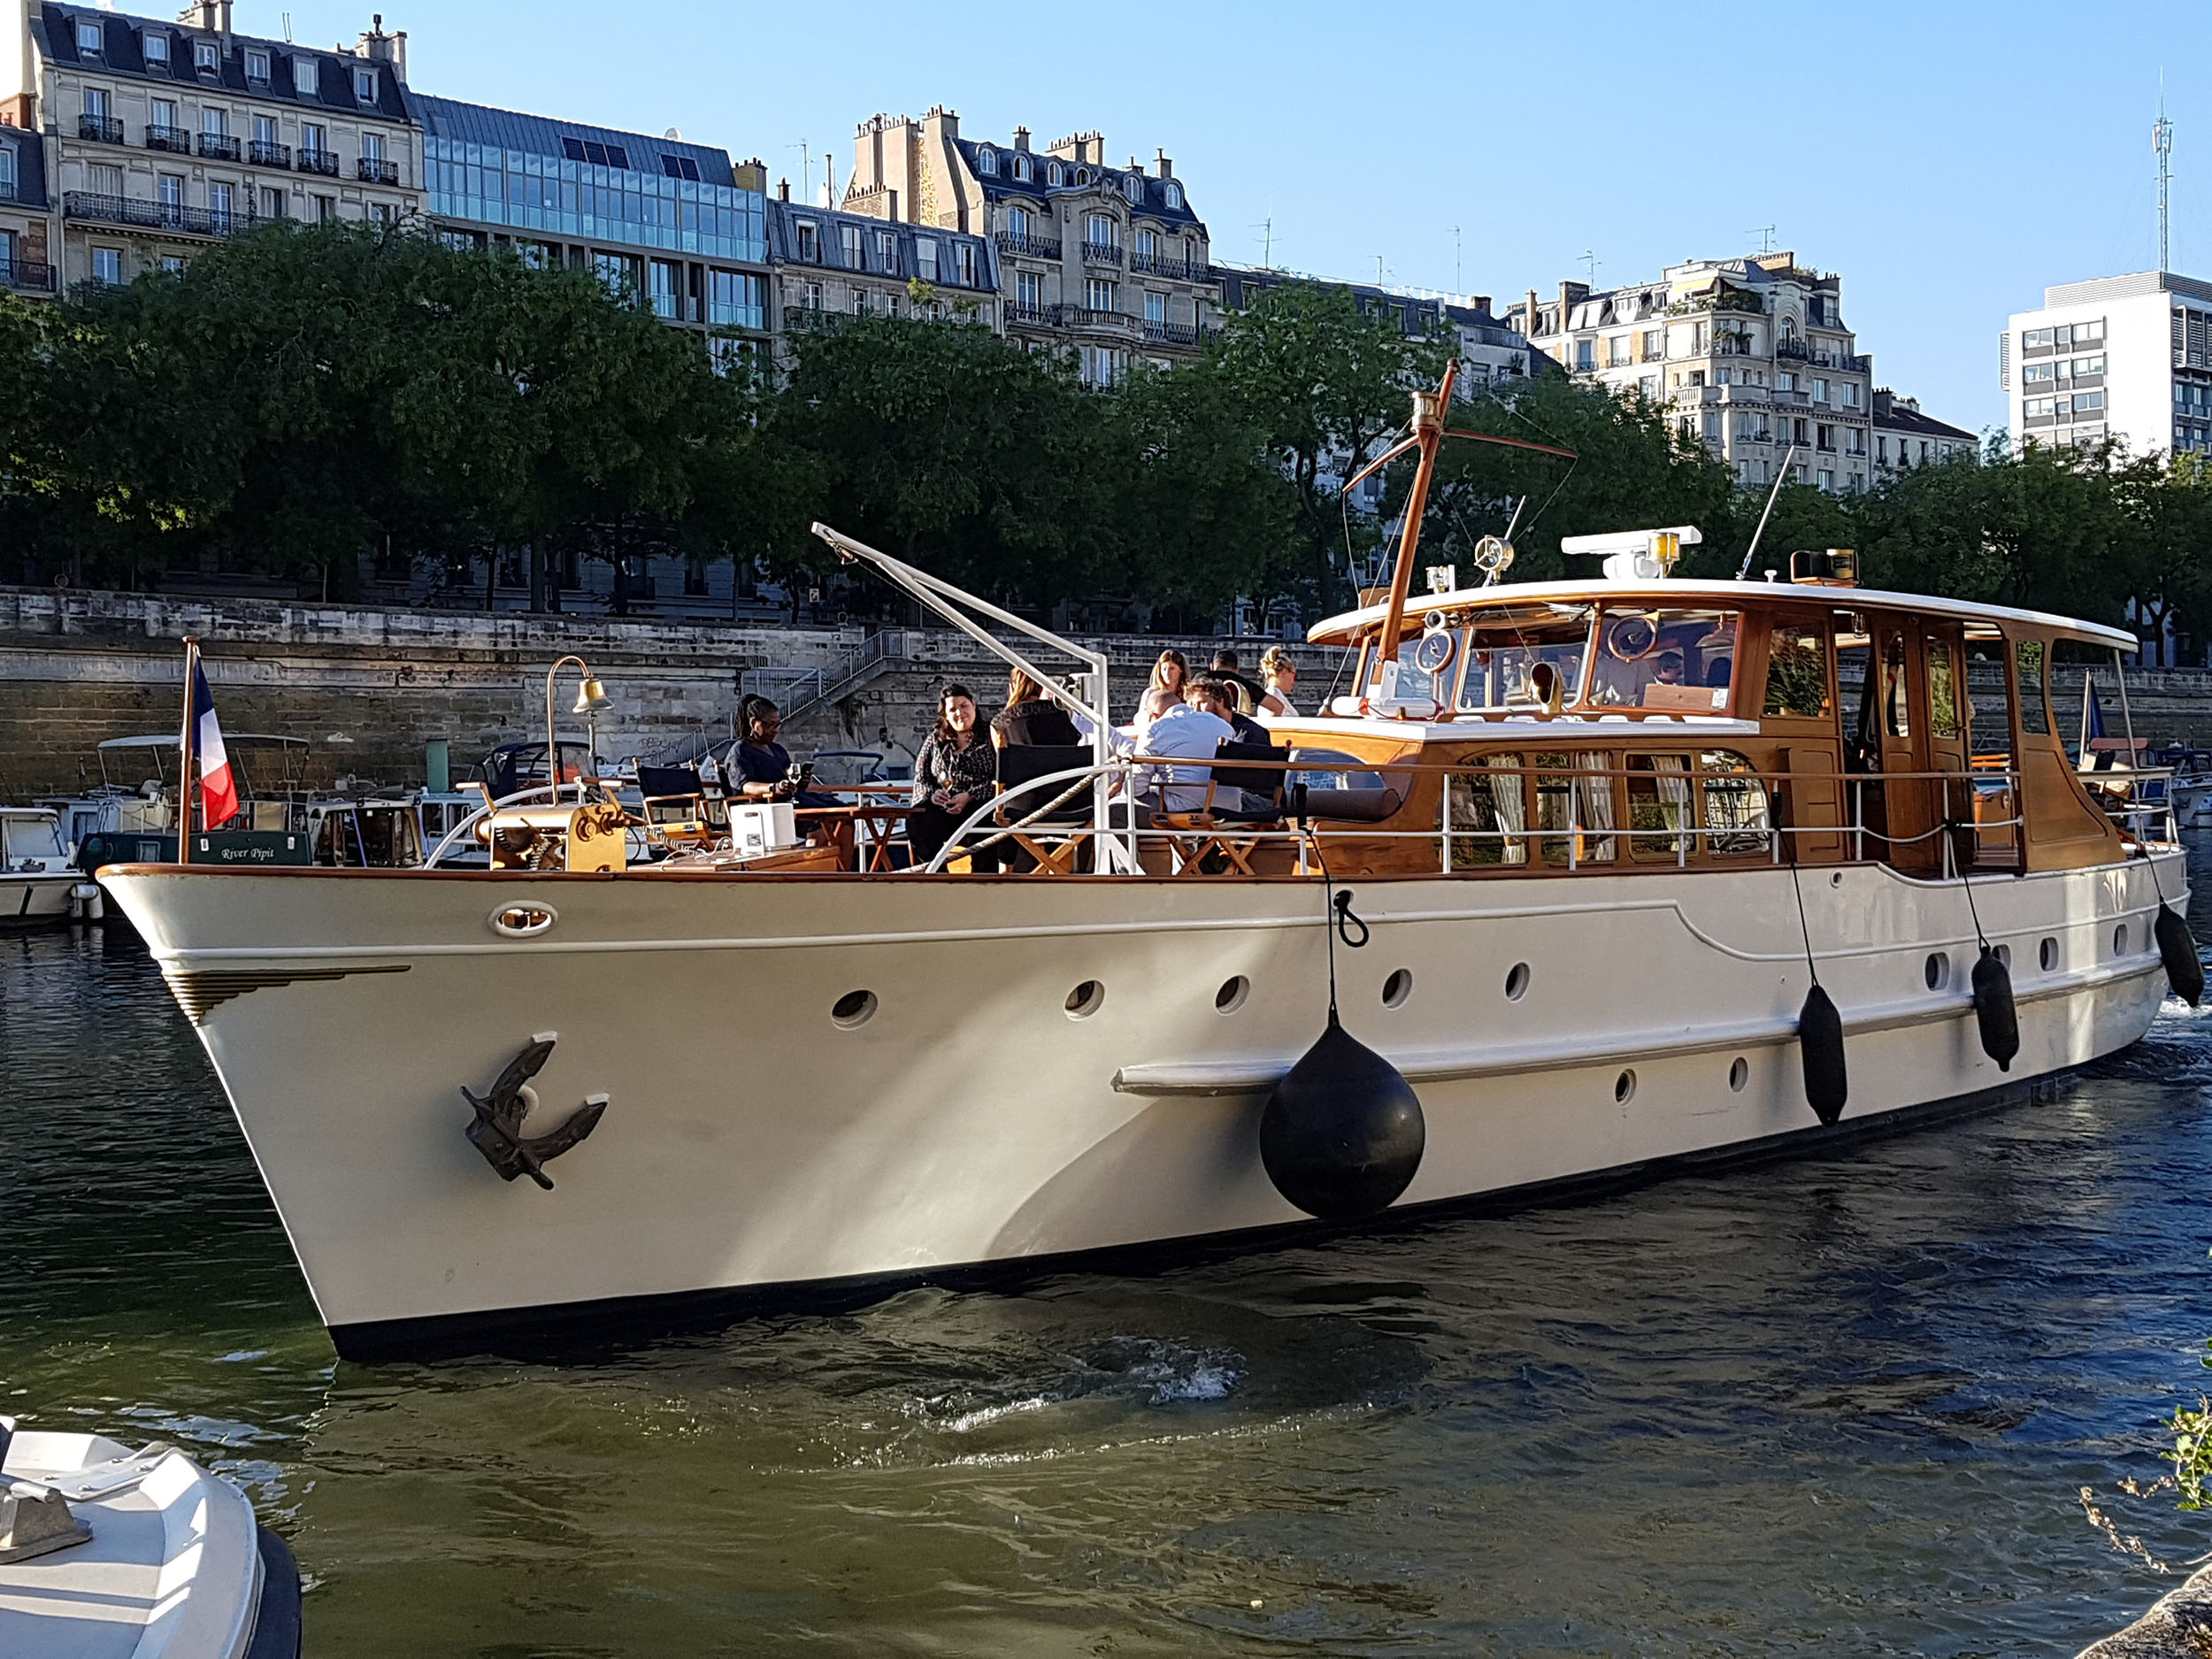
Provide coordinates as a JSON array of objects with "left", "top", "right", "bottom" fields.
[{"left": 1197, "top": 283, "right": 1452, "bottom": 612}]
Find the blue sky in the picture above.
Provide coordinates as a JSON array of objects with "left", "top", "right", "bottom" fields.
[{"left": 267, "top": 0, "right": 2210, "bottom": 434}]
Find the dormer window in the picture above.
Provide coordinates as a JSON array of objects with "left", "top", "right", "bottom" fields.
[
  {"left": 246, "top": 48, "right": 270, "bottom": 82},
  {"left": 76, "top": 20, "right": 102, "bottom": 53},
  {"left": 795, "top": 219, "right": 819, "bottom": 261},
  {"left": 1046, "top": 160, "right": 1064, "bottom": 186},
  {"left": 1121, "top": 174, "right": 1141, "bottom": 204},
  {"left": 142, "top": 32, "right": 168, "bottom": 67},
  {"left": 293, "top": 57, "right": 319, "bottom": 96},
  {"left": 1012, "top": 153, "right": 1031, "bottom": 182},
  {"left": 353, "top": 65, "right": 376, "bottom": 102},
  {"left": 1074, "top": 167, "right": 1091, "bottom": 186},
  {"left": 195, "top": 39, "right": 218, "bottom": 73},
  {"left": 1164, "top": 181, "right": 1182, "bottom": 209},
  {"left": 976, "top": 146, "right": 997, "bottom": 175}
]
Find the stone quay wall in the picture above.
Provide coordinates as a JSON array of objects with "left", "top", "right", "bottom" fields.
[{"left": 0, "top": 588, "right": 1340, "bottom": 797}]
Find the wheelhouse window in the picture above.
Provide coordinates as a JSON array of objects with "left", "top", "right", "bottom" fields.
[
  {"left": 1762, "top": 620, "right": 1832, "bottom": 718},
  {"left": 2013, "top": 638, "right": 2051, "bottom": 735},
  {"left": 1455, "top": 610, "right": 1592, "bottom": 711},
  {"left": 1586, "top": 609, "right": 1739, "bottom": 710}
]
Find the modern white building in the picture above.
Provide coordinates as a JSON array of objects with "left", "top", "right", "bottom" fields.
[{"left": 2001, "top": 270, "right": 2212, "bottom": 457}]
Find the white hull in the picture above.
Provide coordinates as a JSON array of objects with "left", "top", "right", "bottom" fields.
[
  {"left": 104, "top": 856, "right": 2177, "bottom": 1356},
  {"left": 0, "top": 872, "right": 80, "bottom": 927}
]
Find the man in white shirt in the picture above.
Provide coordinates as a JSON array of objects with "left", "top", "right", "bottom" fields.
[{"left": 1137, "top": 680, "right": 1238, "bottom": 813}]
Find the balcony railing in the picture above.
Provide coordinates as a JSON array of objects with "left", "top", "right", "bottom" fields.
[
  {"left": 296, "top": 149, "right": 339, "bottom": 177},
  {"left": 64, "top": 190, "right": 267, "bottom": 239},
  {"left": 248, "top": 139, "right": 291, "bottom": 168},
  {"left": 1130, "top": 250, "right": 1204, "bottom": 279},
  {"left": 1776, "top": 338, "right": 1809, "bottom": 361},
  {"left": 1051, "top": 304, "right": 1135, "bottom": 333},
  {"left": 1008, "top": 303, "right": 1048, "bottom": 326},
  {"left": 1079, "top": 240, "right": 1123, "bottom": 266},
  {"left": 357, "top": 157, "right": 398, "bottom": 186},
  {"left": 1143, "top": 319, "right": 1198, "bottom": 346},
  {"left": 2, "top": 260, "right": 57, "bottom": 293},
  {"left": 78, "top": 114, "right": 124, "bottom": 144},
  {"left": 145, "top": 124, "right": 191, "bottom": 154},
  {"left": 196, "top": 132, "right": 241, "bottom": 161},
  {"left": 994, "top": 233, "right": 1061, "bottom": 260}
]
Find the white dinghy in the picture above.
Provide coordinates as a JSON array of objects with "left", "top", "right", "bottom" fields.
[{"left": 0, "top": 1418, "right": 301, "bottom": 1659}]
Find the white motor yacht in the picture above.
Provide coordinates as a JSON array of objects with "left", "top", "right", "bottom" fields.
[{"left": 0, "top": 808, "right": 94, "bottom": 926}]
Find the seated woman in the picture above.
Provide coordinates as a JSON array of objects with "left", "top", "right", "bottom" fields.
[
  {"left": 992, "top": 668, "right": 1081, "bottom": 749},
  {"left": 725, "top": 695, "right": 839, "bottom": 807},
  {"left": 1258, "top": 646, "right": 1301, "bottom": 716},
  {"left": 907, "top": 685, "right": 1002, "bottom": 872},
  {"left": 1133, "top": 649, "right": 1188, "bottom": 731}
]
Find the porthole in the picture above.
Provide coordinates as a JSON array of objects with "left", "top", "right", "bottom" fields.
[
  {"left": 488, "top": 902, "right": 556, "bottom": 938},
  {"left": 2116, "top": 923, "right": 2131, "bottom": 957},
  {"left": 1728, "top": 1056, "right": 1748, "bottom": 1093},
  {"left": 1924, "top": 951, "right": 1948, "bottom": 991},
  {"left": 2039, "top": 937, "right": 2058, "bottom": 972},
  {"left": 1615, "top": 1068, "right": 1638, "bottom": 1104},
  {"left": 1830, "top": 872, "right": 1844, "bottom": 887},
  {"left": 1065, "top": 979, "right": 1106, "bottom": 1018},
  {"left": 1504, "top": 962, "right": 1532, "bottom": 1001},
  {"left": 1381, "top": 968, "right": 1414, "bottom": 1009},
  {"left": 831, "top": 989, "right": 878, "bottom": 1028},
  {"left": 1215, "top": 975, "right": 1250, "bottom": 1014}
]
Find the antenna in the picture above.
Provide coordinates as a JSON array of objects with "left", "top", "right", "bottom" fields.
[
  {"left": 1254, "top": 216, "right": 1273, "bottom": 266},
  {"left": 1747, "top": 224, "right": 1776, "bottom": 256},
  {"left": 1579, "top": 249, "right": 1600, "bottom": 285},
  {"left": 2155, "top": 96, "right": 2174, "bottom": 274},
  {"left": 1377, "top": 255, "right": 1386, "bottom": 286},
  {"left": 1450, "top": 226, "right": 1462, "bottom": 296},
  {"left": 787, "top": 141, "right": 811, "bottom": 206}
]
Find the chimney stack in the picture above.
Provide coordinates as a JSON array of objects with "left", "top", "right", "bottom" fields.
[
  {"left": 356, "top": 12, "right": 406, "bottom": 77},
  {"left": 1013, "top": 126, "right": 1031, "bottom": 152},
  {"left": 1155, "top": 148, "right": 1172, "bottom": 180},
  {"left": 777, "top": 177, "right": 790, "bottom": 202},
  {"left": 180, "top": 1, "right": 234, "bottom": 35}
]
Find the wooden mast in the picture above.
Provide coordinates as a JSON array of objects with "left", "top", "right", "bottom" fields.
[
  {"left": 178, "top": 636, "right": 197, "bottom": 864},
  {"left": 1371, "top": 362, "right": 1456, "bottom": 687}
]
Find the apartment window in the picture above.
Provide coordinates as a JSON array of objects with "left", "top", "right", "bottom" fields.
[
  {"left": 594, "top": 251, "right": 634, "bottom": 297},
  {"left": 840, "top": 224, "right": 862, "bottom": 267},
  {"left": 2075, "top": 354, "right": 2106, "bottom": 376},
  {"left": 208, "top": 180, "right": 234, "bottom": 223},
  {"left": 261, "top": 186, "right": 285, "bottom": 219},
  {"left": 1122, "top": 173, "right": 1142, "bottom": 204},
  {"left": 1047, "top": 161, "right": 1064, "bottom": 186},
  {"left": 1080, "top": 344, "right": 1118, "bottom": 385},
  {"left": 976, "top": 146, "right": 997, "bottom": 175},
  {"left": 195, "top": 39, "right": 218, "bottom": 73},
  {"left": 293, "top": 57, "right": 319, "bottom": 96},
  {"left": 353, "top": 66, "right": 377, "bottom": 102},
  {"left": 2076, "top": 390, "right": 2107, "bottom": 412},
  {"left": 847, "top": 286, "right": 864, "bottom": 312},
  {"left": 0, "top": 146, "right": 12, "bottom": 201},
  {"left": 1702, "top": 411, "right": 1722, "bottom": 441},
  {"left": 875, "top": 289, "right": 895, "bottom": 317},
  {"left": 76, "top": 19, "right": 102, "bottom": 52},
  {"left": 1818, "top": 469, "right": 1835, "bottom": 491},
  {"left": 203, "top": 107, "right": 227, "bottom": 136},
  {"left": 1816, "top": 423, "right": 1835, "bottom": 449},
  {"left": 709, "top": 269, "right": 762, "bottom": 327},
  {"left": 143, "top": 33, "right": 168, "bottom": 67},
  {"left": 1006, "top": 204, "right": 1030, "bottom": 243},
  {"left": 1716, "top": 366, "right": 1732, "bottom": 385},
  {"left": 362, "top": 132, "right": 384, "bottom": 164},
  {"left": 161, "top": 254, "right": 185, "bottom": 273},
  {"left": 1012, "top": 152, "right": 1032, "bottom": 181},
  {"left": 1812, "top": 377, "right": 1829, "bottom": 402},
  {"left": 956, "top": 242, "right": 976, "bottom": 286},
  {"left": 1084, "top": 211, "right": 1115, "bottom": 249},
  {"left": 1136, "top": 227, "right": 1156, "bottom": 263},
  {"left": 1638, "top": 374, "right": 1659, "bottom": 401},
  {"left": 873, "top": 230, "right": 895, "bottom": 271},
  {"left": 1693, "top": 321, "right": 1708, "bottom": 351},
  {"left": 92, "top": 246, "right": 122, "bottom": 284},
  {"left": 2026, "top": 396, "right": 2055, "bottom": 419},
  {"left": 1641, "top": 328, "right": 1663, "bottom": 359},
  {"left": 254, "top": 113, "right": 278, "bottom": 145},
  {"left": 1576, "top": 339, "right": 1594, "bottom": 370},
  {"left": 1016, "top": 269, "right": 1042, "bottom": 311},
  {"left": 157, "top": 173, "right": 183, "bottom": 214},
  {"left": 1841, "top": 382, "right": 1860, "bottom": 408},
  {"left": 795, "top": 220, "right": 818, "bottom": 261},
  {"left": 83, "top": 86, "right": 110, "bottom": 120},
  {"left": 2071, "top": 319, "right": 2105, "bottom": 345},
  {"left": 649, "top": 259, "right": 680, "bottom": 318},
  {"left": 370, "top": 200, "right": 395, "bottom": 225},
  {"left": 246, "top": 48, "right": 270, "bottom": 81},
  {"left": 314, "top": 194, "right": 335, "bottom": 221},
  {"left": 803, "top": 280, "right": 822, "bottom": 310},
  {"left": 1778, "top": 371, "right": 1797, "bottom": 392},
  {"left": 1608, "top": 335, "right": 1631, "bottom": 366},
  {"left": 1085, "top": 277, "right": 1116, "bottom": 311},
  {"left": 1145, "top": 290, "right": 1167, "bottom": 326},
  {"left": 151, "top": 98, "right": 179, "bottom": 134},
  {"left": 1164, "top": 180, "right": 1182, "bottom": 209},
  {"left": 302, "top": 121, "right": 326, "bottom": 157},
  {"left": 2024, "top": 327, "right": 2054, "bottom": 350},
  {"left": 88, "top": 162, "right": 123, "bottom": 196},
  {"left": 916, "top": 237, "right": 938, "bottom": 281}
]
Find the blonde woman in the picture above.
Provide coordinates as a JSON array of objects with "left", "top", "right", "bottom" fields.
[
  {"left": 1259, "top": 647, "right": 1301, "bottom": 716},
  {"left": 1134, "top": 649, "right": 1188, "bottom": 730}
]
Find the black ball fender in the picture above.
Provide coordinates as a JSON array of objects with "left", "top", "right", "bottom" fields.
[
  {"left": 1798, "top": 983, "right": 1847, "bottom": 1127},
  {"left": 1259, "top": 1012, "right": 1425, "bottom": 1220},
  {"left": 2156, "top": 900, "right": 2204, "bottom": 1008},
  {"left": 1970, "top": 947, "right": 2020, "bottom": 1072}
]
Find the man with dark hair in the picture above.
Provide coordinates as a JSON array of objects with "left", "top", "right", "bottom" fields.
[
  {"left": 1209, "top": 649, "right": 1259, "bottom": 712},
  {"left": 1189, "top": 677, "right": 1268, "bottom": 747}
]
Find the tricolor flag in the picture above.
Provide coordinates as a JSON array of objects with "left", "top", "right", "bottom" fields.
[{"left": 188, "top": 657, "right": 240, "bottom": 828}]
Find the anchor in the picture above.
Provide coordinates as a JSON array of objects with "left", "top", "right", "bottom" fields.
[{"left": 460, "top": 1033, "right": 607, "bottom": 1190}]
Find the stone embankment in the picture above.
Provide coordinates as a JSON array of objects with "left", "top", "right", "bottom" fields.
[
  {"left": 2076, "top": 1563, "right": 2212, "bottom": 1655},
  {"left": 0, "top": 587, "right": 1336, "bottom": 797}
]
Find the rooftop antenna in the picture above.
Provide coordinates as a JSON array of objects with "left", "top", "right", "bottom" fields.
[
  {"left": 1579, "top": 249, "right": 1600, "bottom": 285},
  {"left": 1255, "top": 216, "right": 1273, "bottom": 266},
  {"left": 280, "top": 11, "right": 292, "bottom": 41},
  {"left": 2155, "top": 91, "right": 2174, "bottom": 274},
  {"left": 1451, "top": 225, "right": 1462, "bottom": 296},
  {"left": 823, "top": 150, "right": 837, "bottom": 208},
  {"left": 1748, "top": 224, "right": 1776, "bottom": 255},
  {"left": 787, "top": 141, "right": 811, "bottom": 207}
]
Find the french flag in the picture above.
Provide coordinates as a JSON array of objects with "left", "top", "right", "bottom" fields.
[{"left": 189, "top": 658, "right": 240, "bottom": 829}]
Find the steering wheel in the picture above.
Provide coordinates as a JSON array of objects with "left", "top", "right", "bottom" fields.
[{"left": 1471, "top": 536, "right": 1516, "bottom": 579}]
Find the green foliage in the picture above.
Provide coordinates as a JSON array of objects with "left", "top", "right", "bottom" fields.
[{"left": 2175, "top": 1388, "right": 2212, "bottom": 1510}]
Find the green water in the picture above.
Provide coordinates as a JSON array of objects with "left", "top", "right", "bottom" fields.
[{"left": 8, "top": 918, "right": 2212, "bottom": 1655}]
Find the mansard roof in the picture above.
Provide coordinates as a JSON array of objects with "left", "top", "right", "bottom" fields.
[{"left": 954, "top": 137, "right": 1204, "bottom": 232}]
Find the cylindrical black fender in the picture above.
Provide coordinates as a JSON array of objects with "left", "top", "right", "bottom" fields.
[
  {"left": 2156, "top": 900, "right": 2204, "bottom": 1008},
  {"left": 1798, "top": 983, "right": 1847, "bottom": 1126},
  {"left": 1260, "top": 1012, "right": 1425, "bottom": 1220},
  {"left": 1971, "top": 948, "right": 2020, "bottom": 1071}
]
